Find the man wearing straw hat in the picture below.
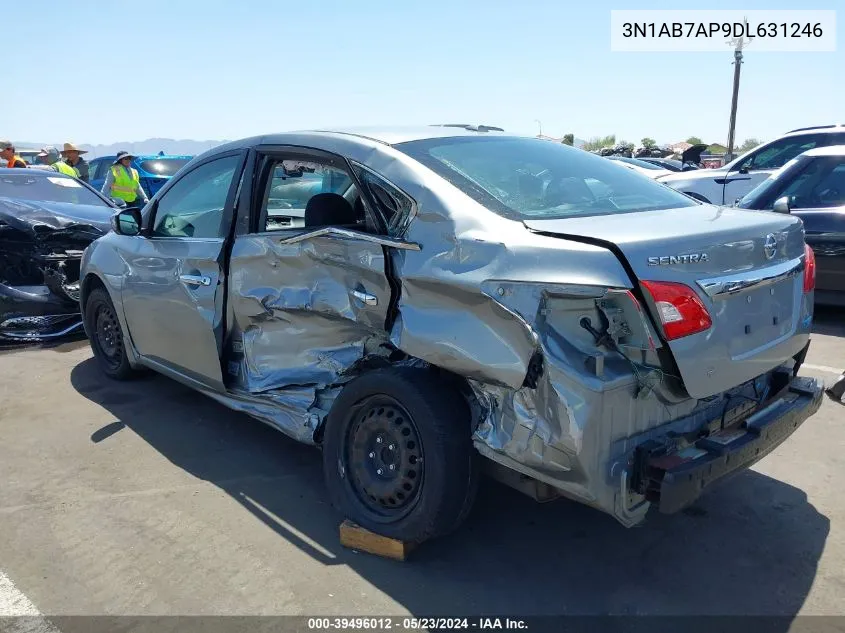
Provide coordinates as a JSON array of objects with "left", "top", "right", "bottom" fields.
[
  {"left": 101, "top": 151, "right": 149, "bottom": 207},
  {"left": 61, "top": 142, "right": 89, "bottom": 183}
]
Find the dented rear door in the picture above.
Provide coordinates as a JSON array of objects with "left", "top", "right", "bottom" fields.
[
  {"left": 226, "top": 231, "right": 393, "bottom": 391},
  {"left": 225, "top": 147, "right": 396, "bottom": 392}
]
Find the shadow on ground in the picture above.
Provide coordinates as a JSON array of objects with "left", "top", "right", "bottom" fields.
[
  {"left": 71, "top": 358, "right": 829, "bottom": 618},
  {"left": 812, "top": 306, "right": 844, "bottom": 338}
]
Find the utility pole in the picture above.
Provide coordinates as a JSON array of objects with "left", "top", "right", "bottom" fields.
[
  {"left": 535, "top": 119, "right": 543, "bottom": 138},
  {"left": 726, "top": 20, "right": 751, "bottom": 162}
]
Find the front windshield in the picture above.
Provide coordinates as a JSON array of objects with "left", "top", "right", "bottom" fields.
[
  {"left": 0, "top": 173, "right": 110, "bottom": 206},
  {"left": 397, "top": 137, "right": 697, "bottom": 220}
]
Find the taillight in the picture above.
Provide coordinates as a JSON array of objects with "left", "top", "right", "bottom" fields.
[
  {"left": 641, "top": 281, "right": 712, "bottom": 340},
  {"left": 803, "top": 244, "right": 816, "bottom": 293}
]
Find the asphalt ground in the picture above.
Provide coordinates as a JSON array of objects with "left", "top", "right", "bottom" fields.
[{"left": 0, "top": 307, "right": 842, "bottom": 625}]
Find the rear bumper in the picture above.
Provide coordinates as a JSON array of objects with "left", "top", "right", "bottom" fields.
[{"left": 642, "top": 376, "right": 823, "bottom": 514}]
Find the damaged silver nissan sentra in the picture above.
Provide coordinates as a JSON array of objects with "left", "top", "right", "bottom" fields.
[{"left": 80, "top": 127, "right": 823, "bottom": 542}]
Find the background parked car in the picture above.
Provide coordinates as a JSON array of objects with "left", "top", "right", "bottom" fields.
[
  {"left": 658, "top": 124, "right": 845, "bottom": 205},
  {"left": 737, "top": 145, "right": 845, "bottom": 307},
  {"left": 17, "top": 149, "right": 41, "bottom": 165},
  {"left": 0, "top": 168, "right": 116, "bottom": 340},
  {"left": 88, "top": 152, "right": 193, "bottom": 199},
  {"left": 606, "top": 155, "right": 673, "bottom": 179}
]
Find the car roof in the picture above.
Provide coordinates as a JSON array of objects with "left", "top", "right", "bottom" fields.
[
  {"left": 783, "top": 124, "right": 845, "bottom": 137},
  {"left": 801, "top": 144, "right": 845, "bottom": 157},
  {"left": 263, "top": 125, "right": 513, "bottom": 147}
]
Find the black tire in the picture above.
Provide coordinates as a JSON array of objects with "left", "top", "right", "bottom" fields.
[
  {"left": 84, "top": 287, "right": 137, "bottom": 380},
  {"left": 322, "top": 367, "right": 479, "bottom": 543}
]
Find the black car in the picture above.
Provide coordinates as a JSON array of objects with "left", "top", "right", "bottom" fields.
[
  {"left": 0, "top": 168, "right": 117, "bottom": 340},
  {"left": 737, "top": 145, "right": 845, "bottom": 306}
]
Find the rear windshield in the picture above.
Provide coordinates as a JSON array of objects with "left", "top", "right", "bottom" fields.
[
  {"left": 138, "top": 159, "right": 190, "bottom": 177},
  {"left": 397, "top": 137, "right": 697, "bottom": 220},
  {"left": 0, "top": 173, "right": 110, "bottom": 206}
]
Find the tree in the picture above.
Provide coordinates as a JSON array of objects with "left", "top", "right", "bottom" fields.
[
  {"left": 686, "top": 136, "right": 703, "bottom": 145},
  {"left": 739, "top": 138, "right": 763, "bottom": 153},
  {"left": 582, "top": 134, "right": 616, "bottom": 152},
  {"left": 641, "top": 137, "right": 657, "bottom": 148},
  {"left": 562, "top": 134, "right": 574, "bottom": 146}
]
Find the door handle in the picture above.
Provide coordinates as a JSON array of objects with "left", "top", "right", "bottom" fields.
[
  {"left": 351, "top": 289, "right": 378, "bottom": 306},
  {"left": 180, "top": 274, "right": 212, "bottom": 287}
]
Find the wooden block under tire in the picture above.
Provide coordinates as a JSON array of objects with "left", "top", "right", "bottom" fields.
[{"left": 339, "top": 519, "right": 416, "bottom": 561}]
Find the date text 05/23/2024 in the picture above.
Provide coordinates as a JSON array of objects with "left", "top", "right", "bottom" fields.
[{"left": 306, "top": 617, "right": 529, "bottom": 631}]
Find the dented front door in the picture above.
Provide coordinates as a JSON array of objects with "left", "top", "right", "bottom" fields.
[{"left": 226, "top": 232, "right": 393, "bottom": 392}]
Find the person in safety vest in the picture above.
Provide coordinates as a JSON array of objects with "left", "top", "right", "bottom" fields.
[
  {"left": 101, "top": 151, "right": 149, "bottom": 206},
  {"left": 61, "top": 142, "right": 89, "bottom": 182},
  {"left": 36, "top": 146, "right": 79, "bottom": 177},
  {"left": 1, "top": 141, "right": 28, "bottom": 168}
]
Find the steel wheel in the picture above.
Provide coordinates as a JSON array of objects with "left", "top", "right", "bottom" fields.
[
  {"left": 94, "top": 303, "right": 123, "bottom": 371},
  {"left": 345, "top": 396, "right": 424, "bottom": 521}
]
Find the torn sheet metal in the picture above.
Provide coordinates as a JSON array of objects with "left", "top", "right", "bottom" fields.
[
  {"left": 0, "top": 198, "right": 106, "bottom": 340},
  {"left": 222, "top": 230, "right": 395, "bottom": 441},
  {"left": 205, "top": 383, "right": 343, "bottom": 445}
]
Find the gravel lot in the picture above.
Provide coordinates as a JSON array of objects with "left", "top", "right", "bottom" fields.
[{"left": 0, "top": 308, "right": 843, "bottom": 620}]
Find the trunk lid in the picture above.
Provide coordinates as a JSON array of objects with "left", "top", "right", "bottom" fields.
[{"left": 525, "top": 205, "right": 811, "bottom": 399}]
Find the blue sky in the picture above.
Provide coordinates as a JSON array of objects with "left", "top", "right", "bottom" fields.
[{"left": 7, "top": 0, "right": 842, "bottom": 146}]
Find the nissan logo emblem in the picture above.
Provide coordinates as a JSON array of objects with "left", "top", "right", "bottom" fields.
[{"left": 764, "top": 234, "right": 777, "bottom": 260}]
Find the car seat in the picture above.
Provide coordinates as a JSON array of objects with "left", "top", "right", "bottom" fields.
[{"left": 304, "top": 193, "right": 357, "bottom": 227}]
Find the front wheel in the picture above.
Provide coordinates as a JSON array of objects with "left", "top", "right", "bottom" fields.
[
  {"left": 321, "top": 367, "right": 478, "bottom": 543},
  {"left": 84, "top": 287, "right": 138, "bottom": 380}
]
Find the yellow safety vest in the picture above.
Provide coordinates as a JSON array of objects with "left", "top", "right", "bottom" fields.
[
  {"left": 110, "top": 165, "right": 141, "bottom": 202},
  {"left": 53, "top": 161, "right": 78, "bottom": 178}
]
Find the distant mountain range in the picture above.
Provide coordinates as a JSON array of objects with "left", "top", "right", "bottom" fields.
[{"left": 13, "top": 138, "right": 228, "bottom": 158}]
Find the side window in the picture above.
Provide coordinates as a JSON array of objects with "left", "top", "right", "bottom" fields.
[
  {"left": 261, "top": 159, "right": 355, "bottom": 231},
  {"left": 152, "top": 155, "right": 240, "bottom": 238},
  {"left": 788, "top": 159, "right": 845, "bottom": 209},
  {"left": 97, "top": 160, "right": 114, "bottom": 181},
  {"left": 90, "top": 160, "right": 105, "bottom": 180},
  {"left": 741, "top": 135, "right": 824, "bottom": 172},
  {"left": 353, "top": 166, "right": 415, "bottom": 236}
]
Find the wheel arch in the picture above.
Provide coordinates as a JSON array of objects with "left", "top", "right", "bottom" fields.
[
  {"left": 80, "top": 272, "right": 142, "bottom": 368},
  {"left": 313, "top": 361, "right": 480, "bottom": 446},
  {"left": 80, "top": 273, "right": 107, "bottom": 313}
]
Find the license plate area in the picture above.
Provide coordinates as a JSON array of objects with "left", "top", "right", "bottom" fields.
[{"left": 724, "top": 278, "right": 796, "bottom": 358}]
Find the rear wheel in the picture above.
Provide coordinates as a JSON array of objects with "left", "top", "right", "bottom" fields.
[
  {"left": 84, "top": 287, "right": 137, "bottom": 380},
  {"left": 322, "top": 367, "right": 478, "bottom": 543}
]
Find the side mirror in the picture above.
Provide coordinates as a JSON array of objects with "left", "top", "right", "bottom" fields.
[
  {"left": 772, "top": 196, "right": 792, "bottom": 214},
  {"left": 111, "top": 208, "right": 143, "bottom": 235}
]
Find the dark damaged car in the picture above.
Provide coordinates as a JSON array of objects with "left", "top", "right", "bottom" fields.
[
  {"left": 80, "top": 128, "right": 823, "bottom": 543},
  {"left": 0, "top": 168, "right": 117, "bottom": 341}
]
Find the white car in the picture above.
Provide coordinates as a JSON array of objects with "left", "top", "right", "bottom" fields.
[{"left": 657, "top": 124, "right": 845, "bottom": 205}]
